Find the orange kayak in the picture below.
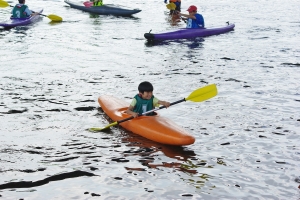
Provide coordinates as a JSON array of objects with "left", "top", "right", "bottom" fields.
[{"left": 98, "top": 95, "right": 195, "bottom": 146}]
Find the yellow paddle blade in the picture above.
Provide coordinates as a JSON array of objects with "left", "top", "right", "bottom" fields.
[
  {"left": 166, "top": 3, "right": 176, "bottom": 10},
  {"left": 186, "top": 84, "right": 218, "bottom": 102},
  {"left": 0, "top": 0, "right": 9, "bottom": 8},
  {"left": 89, "top": 121, "right": 118, "bottom": 132},
  {"left": 47, "top": 14, "right": 63, "bottom": 22}
]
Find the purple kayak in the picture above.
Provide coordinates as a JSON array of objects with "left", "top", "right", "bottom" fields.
[
  {"left": 0, "top": 9, "right": 43, "bottom": 29},
  {"left": 144, "top": 23, "right": 235, "bottom": 41}
]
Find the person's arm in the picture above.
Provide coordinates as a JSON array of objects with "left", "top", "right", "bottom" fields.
[
  {"left": 24, "top": 7, "right": 33, "bottom": 16},
  {"left": 125, "top": 105, "right": 139, "bottom": 118},
  {"left": 125, "top": 98, "right": 139, "bottom": 117},
  {"left": 158, "top": 100, "right": 170, "bottom": 108},
  {"left": 180, "top": 16, "right": 188, "bottom": 20},
  {"left": 177, "top": 12, "right": 196, "bottom": 20},
  {"left": 153, "top": 97, "right": 170, "bottom": 108}
]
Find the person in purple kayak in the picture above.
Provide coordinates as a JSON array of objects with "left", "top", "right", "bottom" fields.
[
  {"left": 177, "top": 5, "right": 204, "bottom": 28},
  {"left": 11, "top": 0, "right": 37, "bottom": 18}
]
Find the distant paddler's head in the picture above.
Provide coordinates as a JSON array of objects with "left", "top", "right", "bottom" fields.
[
  {"left": 187, "top": 5, "right": 197, "bottom": 13},
  {"left": 18, "top": 0, "right": 25, "bottom": 4}
]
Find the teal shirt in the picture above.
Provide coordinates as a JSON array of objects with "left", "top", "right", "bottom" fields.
[
  {"left": 132, "top": 94, "right": 158, "bottom": 115},
  {"left": 12, "top": 4, "right": 30, "bottom": 18}
]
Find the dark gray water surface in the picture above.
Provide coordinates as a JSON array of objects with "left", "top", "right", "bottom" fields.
[{"left": 1, "top": 0, "right": 299, "bottom": 199}]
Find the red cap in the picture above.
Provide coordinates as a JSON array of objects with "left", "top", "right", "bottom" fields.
[{"left": 187, "top": 5, "right": 197, "bottom": 12}]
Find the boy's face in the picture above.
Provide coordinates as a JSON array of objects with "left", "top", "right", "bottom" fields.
[{"left": 140, "top": 91, "right": 153, "bottom": 100}]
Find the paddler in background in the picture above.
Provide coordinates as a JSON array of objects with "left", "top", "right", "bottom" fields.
[
  {"left": 93, "top": 0, "right": 103, "bottom": 6},
  {"left": 11, "top": 0, "right": 38, "bottom": 18},
  {"left": 166, "top": 0, "right": 181, "bottom": 10},
  {"left": 168, "top": 0, "right": 181, "bottom": 15},
  {"left": 125, "top": 81, "right": 170, "bottom": 117},
  {"left": 176, "top": 5, "right": 205, "bottom": 28},
  {"left": 174, "top": 0, "right": 181, "bottom": 12},
  {"left": 166, "top": 0, "right": 182, "bottom": 23}
]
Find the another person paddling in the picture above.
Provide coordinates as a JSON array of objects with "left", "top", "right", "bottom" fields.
[
  {"left": 177, "top": 5, "right": 204, "bottom": 28},
  {"left": 125, "top": 81, "right": 170, "bottom": 117},
  {"left": 11, "top": 0, "right": 38, "bottom": 18},
  {"left": 93, "top": 0, "right": 103, "bottom": 6},
  {"left": 168, "top": 0, "right": 181, "bottom": 15},
  {"left": 174, "top": 0, "right": 181, "bottom": 12}
]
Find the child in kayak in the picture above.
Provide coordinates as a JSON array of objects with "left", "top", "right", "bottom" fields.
[
  {"left": 125, "top": 81, "right": 170, "bottom": 117},
  {"left": 177, "top": 5, "right": 204, "bottom": 28},
  {"left": 11, "top": 0, "right": 37, "bottom": 18}
]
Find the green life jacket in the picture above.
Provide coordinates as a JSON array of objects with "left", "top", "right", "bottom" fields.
[
  {"left": 12, "top": 4, "right": 28, "bottom": 18},
  {"left": 133, "top": 94, "right": 155, "bottom": 116},
  {"left": 93, "top": 0, "right": 103, "bottom": 6}
]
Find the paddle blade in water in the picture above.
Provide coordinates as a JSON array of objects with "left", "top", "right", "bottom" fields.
[
  {"left": 47, "top": 14, "right": 63, "bottom": 22},
  {"left": 186, "top": 84, "right": 217, "bottom": 102},
  {"left": 89, "top": 121, "right": 118, "bottom": 132},
  {"left": 0, "top": 1, "right": 10, "bottom": 8}
]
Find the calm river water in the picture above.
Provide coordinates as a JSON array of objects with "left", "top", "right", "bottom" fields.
[{"left": 0, "top": 0, "right": 299, "bottom": 199}]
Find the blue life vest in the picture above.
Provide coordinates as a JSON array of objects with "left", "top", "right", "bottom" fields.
[{"left": 186, "top": 13, "right": 205, "bottom": 28}]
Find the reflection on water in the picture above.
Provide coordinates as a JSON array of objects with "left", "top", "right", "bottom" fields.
[
  {"left": 145, "top": 38, "right": 204, "bottom": 49},
  {"left": 48, "top": 21, "right": 65, "bottom": 26},
  {"left": 0, "top": 123, "right": 214, "bottom": 196},
  {"left": 0, "top": 171, "right": 96, "bottom": 190},
  {"left": 0, "top": 0, "right": 299, "bottom": 199}
]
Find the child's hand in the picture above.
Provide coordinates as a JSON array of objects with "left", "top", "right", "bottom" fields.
[
  {"left": 125, "top": 107, "right": 139, "bottom": 118},
  {"left": 162, "top": 101, "right": 170, "bottom": 108},
  {"left": 132, "top": 112, "right": 139, "bottom": 118}
]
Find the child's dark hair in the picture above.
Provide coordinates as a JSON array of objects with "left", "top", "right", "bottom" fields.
[
  {"left": 18, "top": 0, "right": 25, "bottom": 4},
  {"left": 138, "top": 81, "right": 153, "bottom": 93}
]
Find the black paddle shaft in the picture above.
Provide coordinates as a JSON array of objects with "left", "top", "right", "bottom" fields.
[
  {"left": 159, "top": 98, "right": 185, "bottom": 109},
  {"left": 143, "top": 98, "right": 186, "bottom": 114},
  {"left": 8, "top": 5, "right": 46, "bottom": 17}
]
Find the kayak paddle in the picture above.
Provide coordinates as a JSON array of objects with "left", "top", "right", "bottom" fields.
[
  {"left": 89, "top": 84, "right": 218, "bottom": 132},
  {"left": 166, "top": 3, "right": 186, "bottom": 23},
  {"left": 166, "top": 3, "right": 176, "bottom": 10},
  {"left": 0, "top": 0, "right": 63, "bottom": 22}
]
